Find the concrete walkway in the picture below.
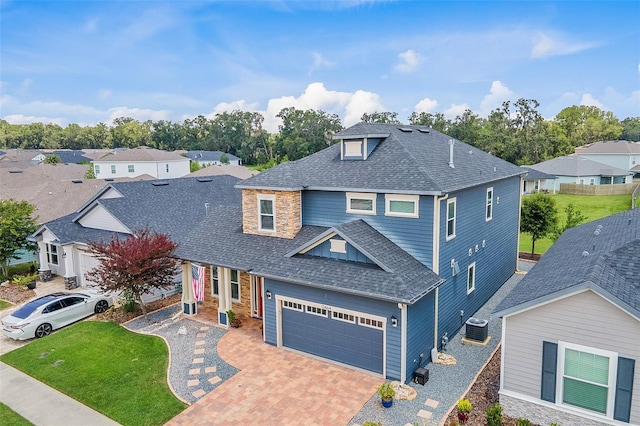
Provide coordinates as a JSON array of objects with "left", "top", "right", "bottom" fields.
[{"left": 0, "top": 362, "right": 120, "bottom": 426}]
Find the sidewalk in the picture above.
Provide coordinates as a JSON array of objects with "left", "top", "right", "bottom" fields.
[{"left": 0, "top": 362, "right": 120, "bottom": 426}]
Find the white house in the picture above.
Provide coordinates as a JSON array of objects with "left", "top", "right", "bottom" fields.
[
  {"left": 93, "top": 147, "right": 190, "bottom": 179},
  {"left": 575, "top": 141, "right": 640, "bottom": 178}
]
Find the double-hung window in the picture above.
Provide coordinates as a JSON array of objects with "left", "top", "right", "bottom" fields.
[
  {"left": 111, "top": 165, "right": 116, "bottom": 174},
  {"left": 486, "top": 187, "right": 493, "bottom": 221},
  {"left": 46, "top": 244, "right": 59, "bottom": 265},
  {"left": 385, "top": 194, "right": 419, "bottom": 218},
  {"left": 211, "top": 266, "right": 219, "bottom": 296},
  {"left": 231, "top": 269, "right": 240, "bottom": 301},
  {"left": 258, "top": 195, "right": 275, "bottom": 231},
  {"left": 128, "top": 165, "right": 135, "bottom": 173},
  {"left": 94, "top": 165, "right": 100, "bottom": 175},
  {"left": 446, "top": 198, "right": 456, "bottom": 240},
  {"left": 346, "top": 192, "right": 376, "bottom": 215}
]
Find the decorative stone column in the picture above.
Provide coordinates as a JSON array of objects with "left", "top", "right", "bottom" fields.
[
  {"left": 63, "top": 245, "right": 77, "bottom": 288},
  {"left": 64, "top": 276, "right": 78, "bottom": 289}
]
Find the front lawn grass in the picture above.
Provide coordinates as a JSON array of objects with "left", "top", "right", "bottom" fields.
[
  {"left": 0, "top": 300, "right": 12, "bottom": 310},
  {"left": 519, "top": 193, "right": 632, "bottom": 255},
  {"left": 0, "top": 402, "right": 33, "bottom": 426},
  {"left": 0, "top": 321, "right": 186, "bottom": 426}
]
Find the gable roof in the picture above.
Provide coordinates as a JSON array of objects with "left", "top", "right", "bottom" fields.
[
  {"left": 175, "top": 211, "right": 443, "bottom": 305},
  {"left": 494, "top": 209, "right": 640, "bottom": 319},
  {"left": 185, "top": 150, "right": 241, "bottom": 163},
  {"left": 520, "top": 166, "right": 555, "bottom": 180},
  {"left": 575, "top": 140, "right": 640, "bottom": 155},
  {"left": 49, "top": 150, "right": 92, "bottom": 164},
  {"left": 33, "top": 175, "right": 242, "bottom": 245},
  {"left": 95, "top": 146, "right": 187, "bottom": 162},
  {"left": 527, "top": 155, "right": 632, "bottom": 177},
  {"left": 238, "top": 123, "right": 524, "bottom": 195}
]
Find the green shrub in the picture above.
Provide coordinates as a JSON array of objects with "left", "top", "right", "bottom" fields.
[
  {"left": 517, "top": 418, "right": 531, "bottom": 426},
  {"left": 120, "top": 289, "right": 138, "bottom": 312},
  {"left": 457, "top": 398, "right": 472, "bottom": 413},
  {"left": 486, "top": 402, "right": 503, "bottom": 426}
]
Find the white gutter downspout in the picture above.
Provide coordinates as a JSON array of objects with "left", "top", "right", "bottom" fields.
[
  {"left": 399, "top": 302, "right": 407, "bottom": 383},
  {"left": 432, "top": 193, "right": 449, "bottom": 350},
  {"left": 517, "top": 176, "right": 524, "bottom": 271}
]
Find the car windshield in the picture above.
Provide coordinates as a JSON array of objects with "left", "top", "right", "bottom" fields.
[{"left": 11, "top": 292, "right": 71, "bottom": 319}]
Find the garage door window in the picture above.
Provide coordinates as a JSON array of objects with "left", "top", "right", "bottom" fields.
[
  {"left": 332, "top": 310, "right": 355, "bottom": 323},
  {"left": 283, "top": 300, "right": 303, "bottom": 311},
  {"left": 306, "top": 305, "right": 327, "bottom": 317},
  {"left": 359, "top": 316, "right": 384, "bottom": 329}
]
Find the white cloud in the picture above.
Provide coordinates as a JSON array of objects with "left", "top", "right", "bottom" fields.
[
  {"left": 310, "top": 52, "right": 334, "bottom": 73},
  {"left": 107, "top": 106, "right": 171, "bottom": 123},
  {"left": 414, "top": 97, "right": 438, "bottom": 113},
  {"left": 531, "top": 32, "right": 599, "bottom": 59},
  {"left": 395, "top": 49, "right": 422, "bottom": 73},
  {"left": 580, "top": 93, "right": 604, "bottom": 110},
  {"left": 478, "top": 81, "right": 516, "bottom": 116},
  {"left": 3, "top": 114, "right": 67, "bottom": 126},
  {"left": 343, "top": 90, "right": 385, "bottom": 126},
  {"left": 444, "top": 104, "right": 470, "bottom": 119}
]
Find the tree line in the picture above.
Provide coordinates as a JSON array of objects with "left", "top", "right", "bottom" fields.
[{"left": 1, "top": 101, "right": 638, "bottom": 166}]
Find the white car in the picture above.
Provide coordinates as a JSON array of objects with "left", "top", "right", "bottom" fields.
[{"left": 1, "top": 291, "right": 113, "bottom": 340}]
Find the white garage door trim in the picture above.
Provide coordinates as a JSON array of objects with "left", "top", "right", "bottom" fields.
[{"left": 276, "top": 295, "right": 386, "bottom": 377}]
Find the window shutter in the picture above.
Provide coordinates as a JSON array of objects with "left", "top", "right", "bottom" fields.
[
  {"left": 614, "top": 357, "right": 635, "bottom": 422},
  {"left": 541, "top": 341, "right": 558, "bottom": 402}
]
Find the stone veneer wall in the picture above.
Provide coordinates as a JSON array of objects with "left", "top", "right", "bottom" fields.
[
  {"left": 199, "top": 266, "right": 253, "bottom": 319},
  {"left": 500, "top": 394, "right": 612, "bottom": 426},
  {"left": 242, "top": 189, "right": 301, "bottom": 239}
]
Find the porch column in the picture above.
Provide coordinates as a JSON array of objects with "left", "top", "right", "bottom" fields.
[
  {"left": 181, "top": 262, "right": 196, "bottom": 315},
  {"left": 62, "top": 245, "right": 78, "bottom": 289},
  {"left": 37, "top": 241, "right": 52, "bottom": 282},
  {"left": 217, "top": 267, "right": 231, "bottom": 328}
]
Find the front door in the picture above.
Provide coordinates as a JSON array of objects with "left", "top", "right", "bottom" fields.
[{"left": 252, "top": 276, "right": 263, "bottom": 318}]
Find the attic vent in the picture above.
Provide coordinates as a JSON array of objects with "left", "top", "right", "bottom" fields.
[
  {"left": 151, "top": 181, "right": 169, "bottom": 186},
  {"left": 399, "top": 127, "right": 413, "bottom": 132},
  {"left": 196, "top": 177, "right": 213, "bottom": 182},
  {"left": 594, "top": 229, "right": 601, "bottom": 236},
  {"left": 8, "top": 170, "right": 23, "bottom": 173},
  {"left": 71, "top": 179, "right": 82, "bottom": 184},
  {"left": 104, "top": 178, "right": 114, "bottom": 181},
  {"left": 417, "top": 128, "right": 430, "bottom": 133}
]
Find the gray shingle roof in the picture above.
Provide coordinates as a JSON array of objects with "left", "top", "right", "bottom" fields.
[
  {"left": 527, "top": 156, "right": 631, "bottom": 177},
  {"left": 494, "top": 209, "right": 640, "bottom": 319},
  {"left": 238, "top": 123, "right": 524, "bottom": 194},
  {"left": 186, "top": 151, "right": 241, "bottom": 163},
  {"left": 95, "top": 147, "right": 187, "bottom": 162},
  {"left": 32, "top": 213, "right": 126, "bottom": 245},
  {"left": 175, "top": 210, "right": 443, "bottom": 304},
  {"left": 575, "top": 140, "right": 640, "bottom": 155},
  {"left": 520, "top": 166, "right": 555, "bottom": 180}
]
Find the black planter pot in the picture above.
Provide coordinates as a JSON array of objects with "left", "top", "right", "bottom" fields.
[{"left": 26, "top": 281, "right": 36, "bottom": 290}]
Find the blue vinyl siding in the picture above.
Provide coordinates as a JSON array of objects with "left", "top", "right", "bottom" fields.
[
  {"left": 406, "top": 290, "right": 436, "bottom": 382},
  {"left": 437, "top": 177, "right": 520, "bottom": 340},
  {"left": 302, "top": 190, "right": 434, "bottom": 267},
  {"left": 263, "top": 278, "right": 403, "bottom": 379},
  {"left": 304, "top": 237, "right": 376, "bottom": 264},
  {"left": 365, "top": 138, "right": 383, "bottom": 158}
]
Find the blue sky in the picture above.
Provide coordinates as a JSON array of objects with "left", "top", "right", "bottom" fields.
[{"left": 1, "top": 1, "right": 638, "bottom": 132}]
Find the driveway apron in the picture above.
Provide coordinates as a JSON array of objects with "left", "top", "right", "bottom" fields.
[{"left": 166, "top": 323, "right": 384, "bottom": 426}]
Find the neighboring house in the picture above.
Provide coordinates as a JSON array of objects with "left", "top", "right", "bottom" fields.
[
  {"left": 175, "top": 123, "right": 525, "bottom": 382},
  {"left": 521, "top": 166, "right": 557, "bottom": 194},
  {"left": 92, "top": 146, "right": 190, "bottom": 179},
  {"left": 29, "top": 175, "right": 241, "bottom": 302},
  {"left": 187, "top": 164, "right": 258, "bottom": 180},
  {"left": 185, "top": 150, "right": 243, "bottom": 166},
  {"left": 575, "top": 140, "right": 640, "bottom": 178},
  {"left": 494, "top": 209, "right": 639, "bottom": 425},
  {"left": 526, "top": 156, "right": 633, "bottom": 192}
]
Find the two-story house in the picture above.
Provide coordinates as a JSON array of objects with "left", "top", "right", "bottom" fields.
[
  {"left": 575, "top": 140, "right": 640, "bottom": 179},
  {"left": 92, "top": 146, "right": 190, "bottom": 179},
  {"left": 175, "top": 123, "right": 525, "bottom": 382}
]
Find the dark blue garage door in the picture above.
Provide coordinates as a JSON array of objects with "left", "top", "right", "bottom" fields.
[{"left": 282, "top": 304, "right": 383, "bottom": 374}]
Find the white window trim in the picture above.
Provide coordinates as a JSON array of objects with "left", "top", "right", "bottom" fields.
[
  {"left": 446, "top": 198, "right": 457, "bottom": 241},
  {"left": 346, "top": 192, "right": 376, "bottom": 215},
  {"left": 329, "top": 239, "right": 347, "bottom": 254},
  {"left": 282, "top": 300, "right": 303, "bottom": 311},
  {"left": 305, "top": 303, "right": 328, "bottom": 318},
  {"left": 128, "top": 164, "right": 134, "bottom": 173},
  {"left": 46, "top": 243, "right": 59, "bottom": 266},
  {"left": 589, "top": 178, "right": 595, "bottom": 185},
  {"left": 231, "top": 269, "right": 240, "bottom": 302},
  {"left": 257, "top": 194, "right": 276, "bottom": 232},
  {"left": 111, "top": 165, "right": 116, "bottom": 174},
  {"left": 556, "top": 341, "right": 618, "bottom": 419},
  {"left": 211, "top": 266, "right": 219, "bottom": 297},
  {"left": 359, "top": 315, "right": 384, "bottom": 330},
  {"left": 94, "top": 164, "right": 100, "bottom": 174},
  {"left": 385, "top": 194, "right": 419, "bottom": 218},
  {"left": 344, "top": 140, "right": 363, "bottom": 157},
  {"left": 331, "top": 308, "right": 356, "bottom": 324},
  {"left": 467, "top": 262, "right": 475, "bottom": 294},
  {"left": 486, "top": 187, "right": 493, "bottom": 221}
]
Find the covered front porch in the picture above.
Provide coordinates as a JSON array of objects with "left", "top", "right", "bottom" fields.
[{"left": 179, "top": 261, "right": 265, "bottom": 330}]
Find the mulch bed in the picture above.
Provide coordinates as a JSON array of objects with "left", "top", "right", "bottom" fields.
[
  {"left": 519, "top": 252, "right": 542, "bottom": 262},
  {"left": 93, "top": 293, "right": 182, "bottom": 324},
  {"left": 0, "top": 283, "right": 36, "bottom": 305}
]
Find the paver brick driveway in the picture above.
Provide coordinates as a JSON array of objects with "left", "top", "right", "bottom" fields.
[{"left": 166, "top": 321, "right": 384, "bottom": 426}]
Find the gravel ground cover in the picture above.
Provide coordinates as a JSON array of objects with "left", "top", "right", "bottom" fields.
[
  {"left": 123, "top": 307, "right": 239, "bottom": 404},
  {"left": 349, "top": 261, "right": 535, "bottom": 426}
]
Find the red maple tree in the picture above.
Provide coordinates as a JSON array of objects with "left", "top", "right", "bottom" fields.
[{"left": 86, "top": 228, "right": 179, "bottom": 321}]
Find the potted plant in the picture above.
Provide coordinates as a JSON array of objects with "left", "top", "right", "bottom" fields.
[
  {"left": 226, "top": 309, "right": 242, "bottom": 328},
  {"left": 12, "top": 273, "right": 39, "bottom": 290},
  {"left": 377, "top": 382, "right": 396, "bottom": 408},
  {"left": 457, "top": 398, "right": 472, "bottom": 424}
]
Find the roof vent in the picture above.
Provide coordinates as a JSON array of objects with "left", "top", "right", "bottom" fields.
[
  {"left": 417, "top": 128, "right": 430, "bottom": 133},
  {"left": 105, "top": 178, "right": 114, "bottom": 181},
  {"left": 196, "top": 177, "right": 213, "bottom": 182},
  {"left": 594, "top": 229, "right": 601, "bottom": 236},
  {"left": 151, "top": 181, "right": 169, "bottom": 186},
  {"left": 71, "top": 179, "right": 82, "bottom": 184},
  {"left": 8, "top": 170, "right": 23, "bottom": 173},
  {"left": 448, "top": 139, "right": 455, "bottom": 168},
  {"left": 582, "top": 251, "right": 589, "bottom": 257},
  {"left": 205, "top": 203, "right": 210, "bottom": 216},
  {"left": 399, "top": 127, "right": 413, "bottom": 132}
]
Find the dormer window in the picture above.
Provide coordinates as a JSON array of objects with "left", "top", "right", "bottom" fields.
[{"left": 344, "top": 140, "right": 363, "bottom": 157}]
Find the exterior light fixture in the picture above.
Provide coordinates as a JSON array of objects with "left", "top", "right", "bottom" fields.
[
  {"left": 391, "top": 316, "right": 398, "bottom": 327},
  {"left": 266, "top": 290, "right": 272, "bottom": 300}
]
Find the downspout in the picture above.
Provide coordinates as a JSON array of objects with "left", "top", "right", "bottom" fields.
[
  {"left": 517, "top": 176, "right": 523, "bottom": 271},
  {"left": 432, "top": 193, "right": 448, "bottom": 350}
]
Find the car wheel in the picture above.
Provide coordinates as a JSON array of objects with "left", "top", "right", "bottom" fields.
[
  {"left": 95, "top": 300, "right": 109, "bottom": 314},
  {"left": 35, "top": 323, "right": 53, "bottom": 338}
]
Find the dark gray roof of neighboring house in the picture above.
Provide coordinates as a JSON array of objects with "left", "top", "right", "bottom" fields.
[
  {"left": 528, "top": 155, "right": 631, "bottom": 177},
  {"left": 186, "top": 151, "right": 241, "bottom": 163},
  {"left": 520, "top": 166, "right": 555, "bottom": 180},
  {"left": 494, "top": 208, "right": 640, "bottom": 319},
  {"left": 50, "top": 150, "right": 92, "bottom": 164},
  {"left": 33, "top": 175, "right": 241, "bottom": 245},
  {"left": 175, "top": 209, "right": 444, "bottom": 305},
  {"left": 575, "top": 140, "right": 640, "bottom": 155},
  {"left": 238, "top": 123, "right": 524, "bottom": 194}
]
